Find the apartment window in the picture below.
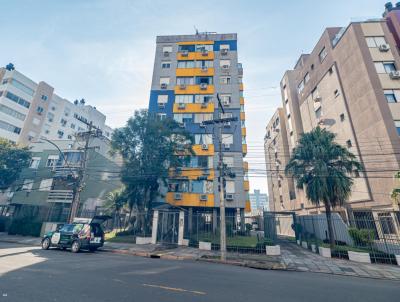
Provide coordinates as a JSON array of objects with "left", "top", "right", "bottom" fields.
[
  {"left": 226, "top": 181, "right": 235, "bottom": 194},
  {"left": 0, "top": 104, "right": 26, "bottom": 121},
  {"left": 175, "top": 95, "right": 193, "bottom": 104},
  {"left": 10, "top": 79, "right": 34, "bottom": 96},
  {"left": 195, "top": 60, "right": 213, "bottom": 68},
  {"left": 30, "top": 157, "right": 41, "bottom": 169},
  {"left": 176, "top": 77, "right": 194, "bottom": 85},
  {"left": 297, "top": 80, "right": 304, "bottom": 94},
  {"left": 47, "top": 112, "right": 54, "bottom": 122},
  {"left": 223, "top": 157, "right": 234, "bottom": 168},
  {"left": 162, "top": 46, "right": 172, "bottom": 53},
  {"left": 39, "top": 179, "right": 53, "bottom": 191},
  {"left": 5, "top": 91, "right": 30, "bottom": 108},
  {"left": 196, "top": 77, "right": 213, "bottom": 85},
  {"left": 193, "top": 113, "right": 213, "bottom": 123},
  {"left": 22, "top": 179, "right": 33, "bottom": 191},
  {"left": 374, "top": 61, "right": 396, "bottom": 74},
  {"left": 220, "top": 94, "right": 231, "bottom": 105},
  {"left": 384, "top": 89, "right": 400, "bottom": 103},
  {"left": 315, "top": 107, "right": 322, "bottom": 119},
  {"left": 220, "top": 112, "right": 233, "bottom": 119},
  {"left": 161, "top": 61, "right": 171, "bottom": 69},
  {"left": 378, "top": 213, "right": 396, "bottom": 235},
  {"left": 46, "top": 155, "right": 59, "bottom": 167},
  {"left": 57, "top": 130, "right": 64, "bottom": 138},
  {"left": 319, "top": 47, "right": 327, "bottom": 62},
  {"left": 195, "top": 95, "right": 213, "bottom": 104},
  {"left": 177, "top": 60, "right": 195, "bottom": 68},
  {"left": 340, "top": 113, "right": 345, "bottom": 121},
  {"left": 334, "top": 89, "right": 340, "bottom": 97},
  {"left": 60, "top": 119, "right": 67, "bottom": 127},
  {"left": 41, "top": 95, "right": 48, "bottom": 101},
  {"left": 157, "top": 113, "right": 167, "bottom": 120},
  {"left": 222, "top": 134, "right": 233, "bottom": 145},
  {"left": 366, "top": 36, "right": 387, "bottom": 48},
  {"left": 32, "top": 117, "right": 41, "bottom": 126},
  {"left": 194, "top": 134, "right": 213, "bottom": 145},
  {"left": 157, "top": 94, "right": 169, "bottom": 104},
  {"left": 395, "top": 120, "right": 400, "bottom": 135},
  {"left": 70, "top": 123, "right": 76, "bottom": 129},
  {"left": 36, "top": 106, "right": 44, "bottom": 114},
  {"left": 220, "top": 59, "right": 231, "bottom": 68},
  {"left": 220, "top": 76, "right": 231, "bottom": 84},
  {"left": 304, "top": 72, "right": 310, "bottom": 84},
  {"left": 159, "top": 77, "right": 170, "bottom": 85},
  {"left": 174, "top": 113, "right": 193, "bottom": 124},
  {"left": 67, "top": 135, "right": 72, "bottom": 139},
  {"left": 346, "top": 140, "right": 352, "bottom": 148},
  {"left": 0, "top": 120, "right": 21, "bottom": 134},
  {"left": 195, "top": 44, "right": 213, "bottom": 52}
]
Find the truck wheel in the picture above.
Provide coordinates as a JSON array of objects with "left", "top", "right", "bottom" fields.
[
  {"left": 71, "top": 241, "right": 81, "bottom": 253},
  {"left": 41, "top": 238, "right": 51, "bottom": 250}
]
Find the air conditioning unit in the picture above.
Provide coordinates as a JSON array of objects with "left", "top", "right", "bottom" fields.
[
  {"left": 163, "top": 51, "right": 170, "bottom": 57},
  {"left": 179, "top": 84, "right": 187, "bottom": 90},
  {"left": 222, "top": 65, "right": 230, "bottom": 69},
  {"left": 200, "top": 83, "right": 208, "bottom": 90},
  {"left": 181, "top": 50, "right": 189, "bottom": 57},
  {"left": 201, "top": 144, "right": 209, "bottom": 150},
  {"left": 221, "top": 49, "right": 228, "bottom": 55},
  {"left": 390, "top": 70, "right": 400, "bottom": 79},
  {"left": 379, "top": 44, "right": 390, "bottom": 52},
  {"left": 158, "top": 103, "right": 165, "bottom": 109},
  {"left": 226, "top": 194, "right": 234, "bottom": 201},
  {"left": 201, "top": 103, "right": 208, "bottom": 108},
  {"left": 313, "top": 96, "right": 322, "bottom": 103},
  {"left": 224, "top": 144, "right": 231, "bottom": 149},
  {"left": 174, "top": 193, "right": 182, "bottom": 200},
  {"left": 201, "top": 67, "right": 208, "bottom": 72},
  {"left": 178, "top": 103, "right": 186, "bottom": 109},
  {"left": 224, "top": 121, "right": 231, "bottom": 127},
  {"left": 223, "top": 100, "right": 231, "bottom": 106},
  {"left": 200, "top": 194, "right": 208, "bottom": 201},
  {"left": 201, "top": 50, "right": 209, "bottom": 56},
  {"left": 160, "top": 83, "right": 167, "bottom": 89}
]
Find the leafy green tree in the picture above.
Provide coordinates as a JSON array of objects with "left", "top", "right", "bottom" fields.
[
  {"left": 391, "top": 172, "right": 400, "bottom": 209},
  {"left": 0, "top": 139, "right": 31, "bottom": 191},
  {"left": 285, "top": 127, "right": 361, "bottom": 248},
  {"left": 104, "top": 187, "right": 127, "bottom": 230},
  {"left": 110, "top": 110, "right": 193, "bottom": 233}
]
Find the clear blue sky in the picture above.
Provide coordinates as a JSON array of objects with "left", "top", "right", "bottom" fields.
[{"left": 0, "top": 0, "right": 385, "bottom": 193}]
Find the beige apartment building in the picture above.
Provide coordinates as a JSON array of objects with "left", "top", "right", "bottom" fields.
[{"left": 265, "top": 19, "right": 400, "bottom": 221}]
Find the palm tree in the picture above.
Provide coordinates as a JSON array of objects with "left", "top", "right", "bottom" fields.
[
  {"left": 285, "top": 127, "right": 361, "bottom": 248},
  {"left": 105, "top": 188, "right": 126, "bottom": 230}
]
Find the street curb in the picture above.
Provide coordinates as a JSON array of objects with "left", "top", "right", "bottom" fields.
[{"left": 0, "top": 238, "right": 41, "bottom": 246}]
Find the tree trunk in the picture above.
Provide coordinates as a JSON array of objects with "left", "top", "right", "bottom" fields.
[{"left": 324, "top": 203, "right": 335, "bottom": 249}]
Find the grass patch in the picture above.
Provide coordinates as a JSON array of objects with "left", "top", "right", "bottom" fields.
[{"left": 105, "top": 230, "right": 136, "bottom": 243}]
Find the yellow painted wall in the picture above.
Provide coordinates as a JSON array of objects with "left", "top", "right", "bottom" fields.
[
  {"left": 241, "top": 128, "right": 247, "bottom": 136},
  {"left": 243, "top": 161, "right": 248, "bottom": 171},
  {"left": 240, "top": 112, "right": 246, "bottom": 120},
  {"left": 176, "top": 52, "right": 215, "bottom": 61},
  {"left": 245, "top": 200, "right": 251, "bottom": 213},
  {"left": 240, "top": 97, "right": 244, "bottom": 105},
  {"left": 244, "top": 180, "right": 250, "bottom": 191},
  {"left": 169, "top": 168, "right": 214, "bottom": 180},
  {"left": 192, "top": 144, "right": 215, "bottom": 155},
  {"left": 176, "top": 68, "right": 214, "bottom": 77},
  {"left": 166, "top": 192, "right": 215, "bottom": 207},
  {"left": 174, "top": 85, "right": 215, "bottom": 95},
  {"left": 173, "top": 103, "right": 214, "bottom": 113},
  {"left": 242, "top": 144, "right": 247, "bottom": 155}
]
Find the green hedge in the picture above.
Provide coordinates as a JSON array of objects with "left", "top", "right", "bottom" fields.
[
  {"left": 348, "top": 228, "right": 375, "bottom": 247},
  {"left": 8, "top": 217, "right": 42, "bottom": 237}
]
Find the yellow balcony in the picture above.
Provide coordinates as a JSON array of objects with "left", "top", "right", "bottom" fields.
[
  {"left": 166, "top": 192, "right": 215, "bottom": 207},
  {"left": 240, "top": 112, "right": 246, "bottom": 120},
  {"left": 176, "top": 68, "right": 214, "bottom": 77},
  {"left": 240, "top": 97, "right": 244, "bottom": 105},
  {"left": 244, "top": 180, "right": 250, "bottom": 191},
  {"left": 169, "top": 168, "right": 214, "bottom": 180},
  {"left": 174, "top": 84, "right": 215, "bottom": 95},
  {"left": 243, "top": 161, "right": 248, "bottom": 171},
  {"left": 192, "top": 144, "right": 215, "bottom": 156},
  {"left": 242, "top": 144, "right": 247, "bottom": 155},
  {"left": 241, "top": 127, "right": 247, "bottom": 136},
  {"left": 173, "top": 103, "right": 214, "bottom": 113},
  {"left": 176, "top": 52, "right": 215, "bottom": 61},
  {"left": 245, "top": 200, "right": 251, "bottom": 213},
  {"left": 240, "top": 83, "right": 244, "bottom": 91}
]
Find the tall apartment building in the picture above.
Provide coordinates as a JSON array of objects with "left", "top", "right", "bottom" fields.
[
  {"left": 249, "top": 189, "right": 269, "bottom": 215},
  {"left": 265, "top": 17, "right": 400, "bottom": 221},
  {"left": 0, "top": 64, "right": 112, "bottom": 145},
  {"left": 148, "top": 33, "right": 249, "bottom": 215}
]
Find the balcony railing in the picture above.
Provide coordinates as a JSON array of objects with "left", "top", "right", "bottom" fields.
[
  {"left": 53, "top": 164, "right": 80, "bottom": 178},
  {"left": 47, "top": 190, "right": 74, "bottom": 203}
]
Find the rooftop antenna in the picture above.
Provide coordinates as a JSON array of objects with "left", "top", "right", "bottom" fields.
[{"left": 194, "top": 26, "right": 199, "bottom": 35}]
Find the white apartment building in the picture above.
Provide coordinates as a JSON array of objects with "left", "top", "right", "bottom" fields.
[{"left": 0, "top": 64, "right": 112, "bottom": 145}]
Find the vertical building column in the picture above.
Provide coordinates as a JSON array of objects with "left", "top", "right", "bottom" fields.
[
  {"left": 151, "top": 210, "right": 159, "bottom": 244},
  {"left": 178, "top": 211, "right": 185, "bottom": 245}
]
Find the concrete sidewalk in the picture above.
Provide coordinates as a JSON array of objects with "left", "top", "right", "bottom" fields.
[{"left": 1, "top": 232, "right": 400, "bottom": 281}]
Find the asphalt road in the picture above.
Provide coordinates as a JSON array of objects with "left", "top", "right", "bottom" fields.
[{"left": 0, "top": 242, "right": 399, "bottom": 302}]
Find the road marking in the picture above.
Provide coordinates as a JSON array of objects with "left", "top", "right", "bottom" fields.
[{"left": 142, "top": 283, "right": 206, "bottom": 295}]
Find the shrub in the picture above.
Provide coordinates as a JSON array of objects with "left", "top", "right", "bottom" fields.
[{"left": 348, "top": 228, "right": 375, "bottom": 247}]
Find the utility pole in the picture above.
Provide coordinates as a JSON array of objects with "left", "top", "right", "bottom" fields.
[
  {"left": 202, "top": 94, "right": 238, "bottom": 262},
  {"left": 69, "top": 120, "right": 103, "bottom": 223}
]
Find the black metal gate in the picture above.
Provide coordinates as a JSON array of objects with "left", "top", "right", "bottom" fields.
[
  {"left": 157, "top": 211, "right": 179, "bottom": 245},
  {"left": 264, "top": 212, "right": 296, "bottom": 244}
]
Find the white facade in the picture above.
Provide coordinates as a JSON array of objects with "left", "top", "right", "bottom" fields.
[{"left": 0, "top": 65, "right": 112, "bottom": 145}]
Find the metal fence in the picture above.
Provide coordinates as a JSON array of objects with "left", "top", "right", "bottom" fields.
[{"left": 295, "top": 212, "right": 400, "bottom": 265}]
